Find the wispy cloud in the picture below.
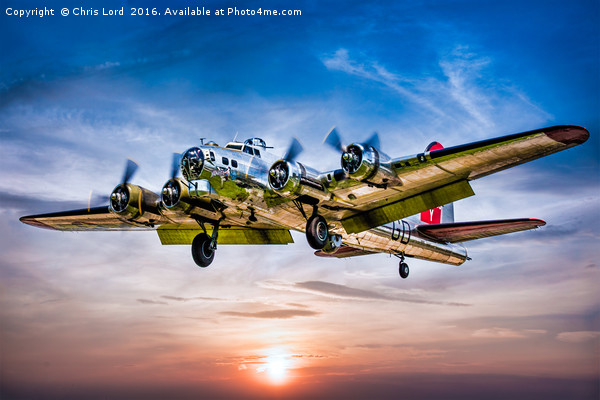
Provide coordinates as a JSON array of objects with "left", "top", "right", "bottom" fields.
[
  {"left": 472, "top": 327, "right": 547, "bottom": 339},
  {"left": 161, "top": 295, "right": 224, "bottom": 302},
  {"left": 321, "top": 47, "right": 552, "bottom": 135},
  {"left": 296, "top": 280, "right": 393, "bottom": 300},
  {"left": 258, "top": 279, "right": 393, "bottom": 301},
  {"left": 322, "top": 48, "right": 445, "bottom": 119},
  {"left": 556, "top": 331, "right": 600, "bottom": 343},
  {"left": 258, "top": 280, "right": 471, "bottom": 306},
  {"left": 438, "top": 46, "right": 493, "bottom": 127},
  {"left": 220, "top": 309, "right": 320, "bottom": 319},
  {"left": 136, "top": 299, "right": 168, "bottom": 305}
]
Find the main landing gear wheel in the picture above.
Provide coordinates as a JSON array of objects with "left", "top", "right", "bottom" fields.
[
  {"left": 399, "top": 262, "right": 409, "bottom": 279},
  {"left": 306, "top": 215, "right": 329, "bottom": 250},
  {"left": 191, "top": 233, "right": 215, "bottom": 268}
]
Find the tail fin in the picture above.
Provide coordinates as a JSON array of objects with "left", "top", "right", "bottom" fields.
[
  {"left": 420, "top": 203, "right": 454, "bottom": 224},
  {"left": 420, "top": 141, "right": 454, "bottom": 224},
  {"left": 425, "top": 141, "right": 444, "bottom": 152}
]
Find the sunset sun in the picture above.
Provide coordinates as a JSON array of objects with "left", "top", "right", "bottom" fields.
[{"left": 260, "top": 350, "right": 292, "bottom": 385}]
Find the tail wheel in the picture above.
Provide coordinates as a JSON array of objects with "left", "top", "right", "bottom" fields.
[
  {"left": 191, "top": 233, "right": 215, "bottom": 268},
  {"left": 306, "top": 215, "right": 328, "bottom": 250},
  {"left": 399, "top": 262, "right": 409, "bottom": 279}
]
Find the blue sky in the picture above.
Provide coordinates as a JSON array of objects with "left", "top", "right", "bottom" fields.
[{"left": 1, "top": 0, "right": 599, "bottom": 399}]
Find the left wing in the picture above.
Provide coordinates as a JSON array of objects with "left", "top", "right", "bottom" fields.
[
  {"left": 20, "top": 207, "right": 293, "bottom": 245},
  {"left": 19, "top": 207, "right": 150, "bottom": 231},
  {"left": 415, "top": 218, "right": 546, "bottom": 243}
]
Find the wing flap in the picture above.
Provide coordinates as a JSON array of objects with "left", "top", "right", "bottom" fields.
[
  {"left": 157, "top": 225, "right": 294, "bottom": 245},
  {"left": 415, "top": 218, "right": 546, "bottom": 243},
  {"left": 341, "top": 179, "right": 474, "bottom": 234}
]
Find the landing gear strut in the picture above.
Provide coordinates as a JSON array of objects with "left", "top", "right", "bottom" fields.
[
  {"left": 306, "top": 214, "right": 328, "bottom": 250},
  {"left": 396, "top": 254, "right": 409, "bottom": 279}
]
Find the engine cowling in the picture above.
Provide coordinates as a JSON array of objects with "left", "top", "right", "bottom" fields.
[
  {"left": 341, "top": 143, "right": 396, "bottom": 185},
  {"left": 109, "top": 183, "right": 161, "bottom": 222},
  {"left": 160, "top": 177, "right": 194, "bottom": 213},
  {"left": 268, "top": 160, "right": 331, "bottom": 202},
  {"left": 320, "top": 234, "right": 343, "bottom": 254}
]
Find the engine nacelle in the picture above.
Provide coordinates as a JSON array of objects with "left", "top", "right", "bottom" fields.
[
  {"left": 160, "top": 177, "right": 194, "bottom": 213},
  {"left": 320, "top": 234, "right": 343, "bottom": 254},
  {"left": 341, "top": 143, "right": 397, "bottom": 186},
  {"left": 109, "top": 183, "right": 161, "bottom": 222},
  {"left": 268, "top": 160, "right": 331, "bottom": 202}
]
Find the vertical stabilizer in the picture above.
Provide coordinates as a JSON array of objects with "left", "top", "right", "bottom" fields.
[
  {"left": 420, "top": 204, "right": 454, "bottom": 224},
  {"left": 441, "top": 202, "right": 454, "bottom": 223},
  {"left": 420, "top": 141, "right": 454, "bottom": 224}
]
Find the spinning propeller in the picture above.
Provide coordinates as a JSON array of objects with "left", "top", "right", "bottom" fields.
[
  {"left": 110, "top": 159, "right": 139, "bottom": 213},
  {"left": 161, "top": 153, "right": 183, "bottom": 207},
  {"left": 122, "top": 159, "right": 139, "bottom": 185},
  {"left": 283, "top": 137, "right": 303, "bottom": 162},
  {"left": 323, "top": 127, "right": 381, "bottom": 153},
  {"left": 323, "top": 127, "right": 381, "bottom": 174},
  {"left": 268, "top": 138, "right": 303, "bottom": 190}
]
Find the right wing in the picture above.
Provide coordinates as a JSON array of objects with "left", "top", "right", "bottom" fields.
[{"left": 321, "top": 125, "right": 588, "bottom": 234}]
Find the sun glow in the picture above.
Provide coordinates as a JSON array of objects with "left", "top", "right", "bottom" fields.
[{"left": 258, "top": 349, "right": 292, "bottom": 385}]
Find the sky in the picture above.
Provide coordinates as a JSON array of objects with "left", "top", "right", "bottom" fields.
[{"left": 1, "top": 0, "right": 599, "bottom": 399}]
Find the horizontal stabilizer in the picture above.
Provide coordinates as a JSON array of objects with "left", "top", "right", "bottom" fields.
[
  {"left": 416, "top": 218, "right": 546, "bottom": 243},
  {"left": 315, "top": 245, "right": 376, "bottom": 258}
]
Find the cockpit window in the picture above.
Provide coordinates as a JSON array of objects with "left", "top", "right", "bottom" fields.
[
  {"left": 225, "top": 143, "right": 243, "bottom": 151},
  {"left": 254, "top": 149, "right": 261, "bottom": 158},
  {"left": 243, "top": 146, "right": 253, "bottom": 155}
]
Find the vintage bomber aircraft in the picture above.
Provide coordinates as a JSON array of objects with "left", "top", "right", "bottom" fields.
[{"left": 20, "top": 125, "right": 589, "bottom": 278}]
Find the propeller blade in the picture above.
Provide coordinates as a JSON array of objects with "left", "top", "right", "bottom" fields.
[
  {"left": 171, "top": 153, "right": 181, "bottom": 180},
  {"left": 122, "top": 159, "right": 139, "bottom": 184},
  {"left": 323, "top": 127, "right": 345, "bottom": 152},
  {"left": 88, "top": 190, "right": 110, "bottom": 211},
  {"left": 283, "top": 137, "right": 303, "bottom": 162},
  {"left": 365, "top": 132, "right": 380, "bottom": 150}
]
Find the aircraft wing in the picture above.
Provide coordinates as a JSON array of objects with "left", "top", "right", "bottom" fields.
[
  {"left": 329, "top": 125, "right": 588, "bottom": 233},
  {"left": 19, "top": 206, "right": 149, "bottom": 231},
  {"left": 20, "top": 207, "right": 293, "bottom": 245},
  {"left": 415, "top": 218, "right": 546, "bottom": 243}
]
